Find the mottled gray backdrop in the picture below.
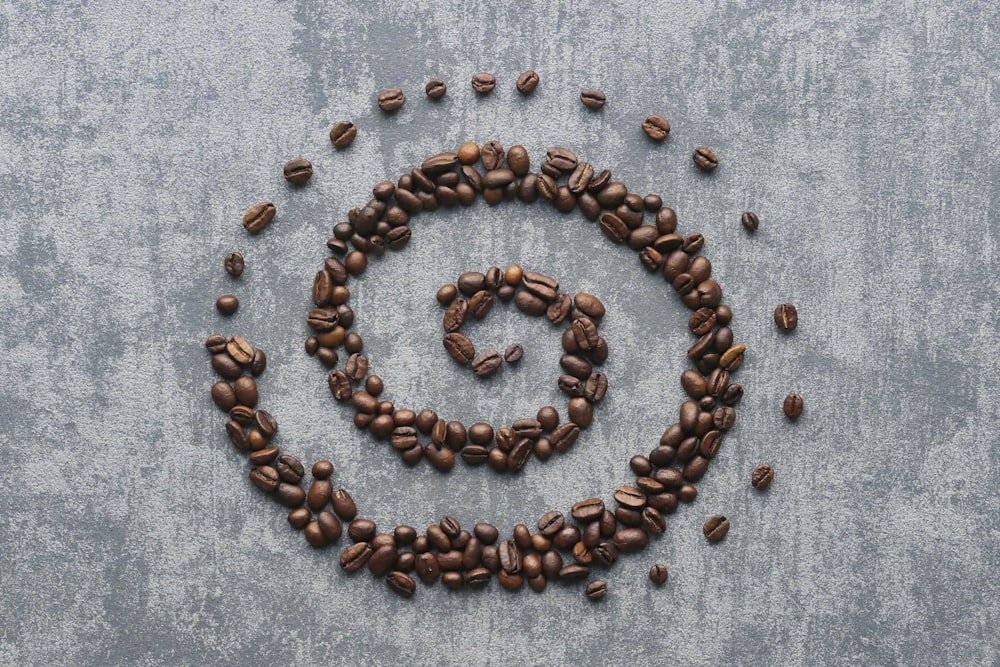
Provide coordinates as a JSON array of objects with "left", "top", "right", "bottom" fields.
[{"left": 0, "top": 1, "right": 997, "bottom": 665}]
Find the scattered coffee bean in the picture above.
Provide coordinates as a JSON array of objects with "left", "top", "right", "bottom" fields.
[
  {"left": 425, "top": 79, "right": 447, "bottom": 99},
  {"left": 504, "top": 344, "right": 523, "bottom": 364},
  {"left": 329, "top": 120, "right": 357, "bottom": 149},
  {"left": 224, "top": 252, "right": 244, "bottom": 277},
  {"left": 471, "top": 349, "right": 502, "bottom": 377},
  {"left": 471, "top": 73, "right": 496, "bottom": 94},
  {"left": 242, "top": 201, "right": 275, "bottom": 234},
  {"left": 649, "top": 564, "right": 669, "bottom": 585},
  {"left": 692, "top": 147, "right": 719, "bottom": 171},
  {"left": 752, "top": 464, "right": 774, "bottom": 489},
  {"left": 585, "top": 580, "right": 608, "bottom": 600},
  {"left": 642, "top": 115, "right": 671, "bottom": 141},
  {"left": 703, "top": 515, "right": 730, "bottom": 542},
  {"left": 377, "top": 87, "right": 406, "bottom": 112},
  {"left": 580, "top": 88, "right": 606, "bottom": 110},
  {"left": 783, "top": 393, "right": 803, "bottom": 420},
  {"left": 774, "top": 303, "right": 798, "bottom": 332},
  {"left": 216, "top": 295, "right": 239, "bottom": 316},
  {"left": 283, "top": 157, "right": 313, "bottom": 185},
  {"left": 516, "top": 70, "right": 539, "bottom": 94},
  {"left": 741, "top": 211, "right": 759, "bottom": 232}
]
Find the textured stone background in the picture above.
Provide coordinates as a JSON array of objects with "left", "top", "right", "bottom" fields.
[{"left": 1, "top": 1, "right": 998, "bottom": 665}]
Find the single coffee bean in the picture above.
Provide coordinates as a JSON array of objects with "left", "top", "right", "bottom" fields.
[
  {"left": 205, "top": 334, "right": 228, "bottom": 354},
  {"left": 339, "top": 542, "right": 373, "bottom": 573},
  {"left": 774, "top": 303, "right": 798, "bottom": 332},
  {"left": 471, "top": 72, "right": 496, "bottom": 94},
  {"left": 783, "top": 393, "right": 803, "bottom": 419},
  {"left": 537, "top": 511, "right": 565, "bottom": 536},
  {"left": 591, "top": 541, "right": 619, "bottom": 567},
  {"left": 233, "top": 376, "right": 258, "bottom": 406},
  {"left": 216, "top": 295, "right": 239, "bottom": 316},
  {"left": 211, "top": 381, "right": 238, "bottom": 411},
  {"left": 559, "top": 563, "right": 591, "bottom": 582},
  {"left": 516, "top": 69, "right": 539, "bottom": 94},
  {"left": 283, "top": 157, "right": 313, "bottom": 185},
  {"left": 443, "top": 333, "right": 475, "bottom": 365},
  {"left": 506, "top": 145, "right": 530, "bottom": 175},
  {"left": 345, "top": 353, "right": 368, "bottom": 381},
  {"left": 642, "top": 115, "right": 671, "bottom": 141},
  {"left": 273, "top": 483, "right": 305, "bottom": 508},
  {"left": 580, "top": 88, "right": 606, "bottom": 109},
  {"left": 693, "top": 147, "right": 719, "bottom": 171},
  {"left": 614, "top": 486, "right": 646, "bottom": 510},
  {"left": 613, "top": 528, "right": 648, "bottom": 552},
  {"left": 703, "top": 515, "right": 730, "bottom": 542},
  {"left": 377, "top": 87, "right": 406, "bottom": 112},
  {"left": 742, "top": 210, "right": 759, "bottom": 232},
  {"left": 572, "top": 497, "right": 605, "bottom": 522},
  {"left": 242, "top": 201, "right": 275, "bottom": 234},
  {"left": 551, "top": 422, "right": 580, "bottom": 452},
  {"left": 504, "top": 344, "right": 524, "bottom": 364},
  {"left": 719, "top": 343, "right": 746, "bottom": 371},
  {"left": 425, "top": 78, "right": 447, "bottom": 99},
  {"left": 752, "top": 463, "right": 775, "bottom": 489},
  {"left": 649, "top": 564, "right": 669, "bottom": 585},
  {"left": 471, "top": 349, "right": 502, "bottom": 378},
  {"left": 329, "top": 120, "right": 357, "bottom": 149},
  {"left": 332, "top": 488, "right": 358, "bottom": 521},
  {"left": 250, "top": 349, "right": 267, "bottom": 376},
  {"left": 224, "top": 251, "right": 244, "bottom": 278},
  {"left": 443, "top": 297, "right": 468, "bottom": 332},
  {"left": 480, "top": 141, "right": 505, "bottom": 170},
  {"left": 422, "top": 152, "right": 459, "bottom": 175},
  {"left": 585, "top": 580, "right": 608, "bottom": 600},
  {"left": 469, "top": 289, "right": 494, "bottom": 318},
  {"left": 249, "top": 465, "right": 279, "bottom": 493}
]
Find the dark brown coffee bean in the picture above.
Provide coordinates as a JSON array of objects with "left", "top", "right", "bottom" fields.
[
  {"left": 344, "top": 353, "right": 368, "bottom": 381},
  {"left": 211, "top": 381, "right": 237, "bottom": 412},
  {"left": 649, "top": 564, "right": 669, "bottom": 585},
  {"left": 514, "top": 290, "right": 547, "bottom": 316},
  {"left": 205, "top": 334, "right": 228, "bottom": 354},
  {"left": 559, "top": 563, "right": 591, "bottom": 582},
  {"left": 703, "top": 515, "right": 730, "bottom": 541},
  {"left": 570, "top": 497, "right": 605, "bottom": 523},
  {"left": 722, "top": 383, "right": 744, "bottom": 406},
  {"left": 584, "top": 372, "right": 608, "bottom": 403},
  {"left": 306, "top": 478, "right": 332, "bottom": 511},
  {"left": 249, "top": 465, "right": 279, "bottom": 492},
  {"left": 642, "top": 507, "right": 666, "bottom": 535},
  {"left": 443, "top": 333, "right": 475, "bottom": 365},
  {"left": 585, "top": 580, "right": 608, "bottom": 600},
  {"left": 347, "top": 519, "right": 377, "bottom": 543},
  {"left": 471, "top": 72, "right": 496, "bottom": 94},
  {"left": 242, "top": 201, "right": 275, "bottom": 234},
  {"left": 536, "top": 510, "right": 564, "bottom": 537},
  {"left": 680, "top": 369, "right": 708, "bottom": 399},
  {"left": 599, "top": 213, "right": 629, "bottom": 243},
  {"left": 784, "top": 393, "right": 803, "bottom": 419},
  {"left": 503, "top": 344, "right": 524, "bottom": 364},
  {"left": 752, "top": 463, "right": 775, "bottom": 489},
  {"left": 613, "top": 528, "right": 648, "bottom": 552},
  {"left": 614, "top": 486, "right": 646, "bottom": 510},
  {"left": 377, "top": 87, "right": 405, "bottom": 111},
  {"left": 273, "top": 483, "right": 305, "bottom": 507},
  {"left": 498, "top": 540, "right": 521, "bottom": 575},
  {"left": 742, "top": 210, "right": 759, "bottom": 232},
  {"left": 329, "top": 120, "right": 357, "bottom": 149},
  {"left": 693, "top": 147, "right": 718, "bottom": 171},
  {"left": 223, "top": 251, "right": 245, "bottom": 278},
  {"left": 479, "top": 140, "right": 504, "bottom": 170},
  {"left": 580, "top": 88, "right": 606, "bottom": 109},
  {"left": 327, "top": 370, "right": 351, "bottom": 401},
  {"left": 546, "top": 293, "right": 572, "bottom": 324},
  {"left": 369, "top": 543, "right": 399, "bottom": 571},
  {"left": 470, "top": 349, "right": 502, "bottom": 378},
  {"left": 774, "top": 303, "right": 798, "bottom": 332},
  {"left": 385, "top": 571, "right": 415, "bottom": 598},
  {"left": 516, "top": 69, "right": 539, "bottom": 94},
  {"left": 642, "top": 115, "right": 671, "bottom": 141},
  {"left": 551, "top": 422, "right": 580, "bottom": 452},
  {"left": 283, "top": 157, "right": 313, "bottom": 185},
  {"left": 216, "top": 295, "right": 239, "bottom": 316},
  {"left": 211, "top": 353, "right": 241, "bottom": 381},
  {"left": 567, "top": 397, "right": 593, "bottom": 429},
  {"left": 571, "top": 317, "right": 599, "bottom": 351},
  {"left": 247, "top": 349, "right": 267, "bottom": 377},
  {"left": 424, "top": 78, "right": 447, "bottom": 99},
  {"left": 469, "top": 289, "right": 494, "bottom": 318},
  {"left": 331, "top": 488, "right": 357, "bottom": 521},
  {"left": 443, "top": 297, "right": 468, "bottom": 332},
  {"left": 719, "top": 343, "right": 745, "bottom": 372}
]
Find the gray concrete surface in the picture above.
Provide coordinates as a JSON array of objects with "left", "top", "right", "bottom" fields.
[{"left": 1, "top": 1, "right": 998, "bottom": 665}]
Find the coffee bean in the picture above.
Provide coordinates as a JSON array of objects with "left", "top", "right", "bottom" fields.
[
  {"left": 516, "top": 69, "right": 539, "bottom": 94},
  {"left": 249, "top": 349, "right": 267, "bottom": 376},
  {"left": 752, "top": 463, "right": 775, "bottom": 489},
  {"left": 329, "top": 121, "right": 357, "bottom": 149},
  {"left": 551, "top": 422, "right": 580, "bottom": 452},
  {"left": 480, "top": 141, "right": 505, "bottom": 170},
  {"left": 283, "top": 157, "right": 313, "bottom": 185},
  {"left": 774, "top": 303, "right": 798, "bottom": 332},
  {"left": 584, "top": 372, "right": 608, "bottom": 403},
  {"left": 742, "top": 211, "right": 759, "bottom": 232},
  {"left": 249, "top": 465, "right": 279, "bottom": 492},
  {"left": 234, "top": 376, "right": 258, "bottom": 407},
  {"left": 469, "top": 290, "right": 494, "bottom": 318},
  {"left": 471, "top": 73, "right": 496, "bottom": 94},
  {"left": 443, "top": 297, "right": 468, "bottom": 332},
  {"left": 613, "top": 528, "right": 648, "bottom": 552},
  {"left": 506, "top": 146, "right": 530, "bottom": 176},
  {"left": 216, "top": 295, "right": 239, "bottom": 316},
  {"left": 585, "top": 580, "right": 608, "bottom": 600},
  {"left": 703, "top": 515, "right": 730, "bottom": 542},
  {"left": 223, "top": 251, "right": 245, "bottom": 278},
  {"left": 783, "top": 393, "right": 803, "bottom": 420},
  {"left": 649, "top": 564, "right": 669, "bottom": 585},
  {"left": 642, "top": 115, "right": 671, "bottom": 141},
  {"left": 719, "top": 344, "right": 746, "bottom": 371},
  {"left": 443, "top": 333, "right": 475, "bottom": 365},
  {"left": 422, "top": 152, "right": 459, "bottom": 175},
  {"left": 345, "top": 353, "right": 368, "bottom": 381},
  {"left": 503, "top": 344, "right": 523, "bottom": 364},
  {"left": 470, "top": 349, "right": 502, "bottom": 378},
  {"left": 332, "top": 488, "right": 357, "bottom": 521},
  {"left": 425, "top": 78, "right": 447, "bottom": 99},
  {"left": 693, "top": 147, "right": 719, "bottom": 171},
  {"left": 242, "top": 201, "right": 275, "bottom": 234},
  {"left": 580, "top": 88, "right": 606, "bottom": 109},
  {"left": 377, "top": 87, "right": 406, "bottom": 112}
]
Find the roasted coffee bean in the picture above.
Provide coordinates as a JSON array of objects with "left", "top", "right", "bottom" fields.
[
  {"left": 211, "top": 353, "right": 242, "bottom": 381},
  {"left": 249, "top": 465, "right": 279, "bottom": 492},
  {"left": 584, "top": 372, "right": 608, "bottom": 403},
  {"left": 377, "top": 87, "right": 406, "bottom": 111},
  {"left": 502, "top": 145, "right": 529, "bottom": 176},
  {"left": 537, "top": 511, "right": 565, "bottom": 536},
  {"left": 470, "top": 349, "right": 502, "bottom": 378},
  {"left": 424, "top": 78, "right": 447, "bottom": 99},
  {"left": 571, "top": 497, "right": 606, "bottom": 523},
  {"left": 783, "top": 393, "right": 803, "bottom": 419},
  {"left": 642, "top": 115, "right": 671, "bottom": 141},
  {"left": 681, "top": 369, "right": 708, "bottom": 399},
  {"left": 614, "top": 486, "right": 646, "bottom": 510},
  {"left": 719, "top": 343, "right": 745, "bottom": 371},
  {"left": 742, "top": 210, "right": 759, "bottom": 232},
  {"left": 230, "top": 406, "right": 256, "bottom": 429},
  {"left": 700, "top": 430, "right": 723, "bottom": 459},
  {"left": 205, "top": 334, "right": 228, "bottom": 354},
  {"left": 503, "top": 344, "right": 524, "bottom": 364},
  {"left": 211, "top": 381, "right": 238, "bottom": 411},
  {"left": 224, "top": 251, "right": 245, "bottom": 278},
  {"left": 327, "top": 370, "right": 352, "bottom": 400},
  {"left": 306, "top": 478, "right": 332, "bottom": 511},
  {"left": 599, "top": 213, "right": 629, "bottom": 243},
  {"left": 693, "top": 147, "right": 719, "bottom": 171},
  {"left": 273, "top": 483, "right": 305, "bottom": 507},
  {"left": 516, "top": 69, "right": 539, "bottom": 94},
  {"left": 242, "top": 201, "right": 275, "bottom": 234},
  {"left": 422, "top": 152, "right": 459, "bottom": 176},
  {"left": 508, "top": 438, "right": 533, "bottom": 472},
  {"left": 386, "top": 571, "right": 416, "bottom": 598},
  {"left": 703, "top": 515, "right": 730, "bottom": 541},
  {"left": 722, "top": 383, "right": 744, "bottom": 406},
  {"left": 567, "top": 397, "right": 593, "bottom": 429},
  {"left": 585, "top": 580, "right": 608, "bottom": 600},
  {"left": 331, "top": 488, "right": 357, "bottom": 521},
  {"left": 613, "top": 528, "right": 649, "bottom": 552},
  {"left": 283, "top": 157, "right": 313, "bottom": 185},
  {"left": 512, "top": 418, "right": 543, "bottom": 439},
  {"left": 639, "top": 247, "right": 664, "bottom": 272},
  {"left": 348, "top": 519, "right": 377, "bottom": 543},
  {"left": 545, "top": 292, "right": 572, "bottom": 325},
  {"left": 344, "top": 353, "right": 368, "bottom": 381},
  {"left": 443, "top": 297, "right": 468, "bottom": 332},
  {"left": 249, "top": 349, "right": 267, "bottom": 376},
  {"left": 580, "top": 88, "right": 606, "bottom": 109},
  {"left": 471, "top": 72, "right": 496, "bottom": 94},
  {"left": 642, "top": 507, "right": 666, "bottom": 534},
  {"left": 443, "top": 333, "right": 475, "bottom": 365},
  {"left": 480, "top": 141, "right": 505, "bottom": 170},
  {"left": 551, "top": 422, "right": 580, "bottom": 452},
  {"left": 649, "top": 564, "right": 669, "bottom": 585},
  {"left": 498, "top": 540, "right": 522, "bottom": 575},
  {"left": 414, "top": 552, "right": 441, "bottom": 584},
  {"left": 713, "top": 406, "right": 736, "bottom": 431},
  {"left": 774, "top": 303, "right": 798, "bottom": 332},
  {"left": 216, "top": 295, "right": 239, "bottom": 316},
  {"left": 329, "top": 120, "right": 357, "bottom": 149},
  {"left": 592, "top": 541, "right": 619, "bottom": 568},
  {"left": 752, "top": 463, "right": 775, "bottom": 489},
  {"left": 469, "top": 290, "right": 494, "bottom": 318},
  {"left": 460, "top": 445, "right": 489, "bottom": 465}
]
